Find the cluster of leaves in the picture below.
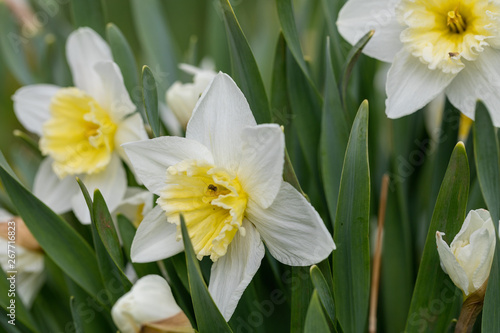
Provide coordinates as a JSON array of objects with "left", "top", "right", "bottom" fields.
[{"left": 0, "top": 0, "right": 499, "bottom": 332}]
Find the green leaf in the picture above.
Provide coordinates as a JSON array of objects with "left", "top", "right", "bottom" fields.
[
  {"left": 321, "top": 0, "right": 345, "bottom": 78},
  {"left": 180, "top": 214, "right": 232, "bottom": 333},
  {"left": 286, "top": 49, "right": 322, "bottom": 176},
  {"left": 405, "top": 142, "right": 469, "bottom": 332},
  {"left": 332, "top": 101, "right": 370, "bottom": 333},
  {"left": 70, "top": 0, "right": 106, "bottom": 36},
  {"left": 340, "top": 31, "right": 374, "bottom": 119},
  {"left": 130, "top": 0, "right": 178, "bottom": 94},
  {"left": 0, "top": 3, "right": 35, "bottom": 85},
  {"left": 473, "top": 102, "right": 500, "bottom": 331},
  {"left": 141, "top": 66, "right": 161, "bottom": 137},
  {"left": 275, "top": 0, "right": 310, "bottom": 80},
  {"left": 304, "top": 290, "right": 330, "bottom": 333},
  {"left": 13, "top": 130, "right": 42, "bottom": 159},
  {"left": 219, "top": 0, "right": 271, "bottom": 124},
  {"left": 93, "top": 190, "right": 125, "bottom": 272},
  {"left": 320, "top": 38, "right": 350, "bottom": 224},
  {"left": 290, "top": 266, "right": 314, "bottom": 333},
  {"left": 106, "top": 23, "right": 144, "bottom": 120},
  {"left": 70, "top": 297, "right": 83, "bottom": 333},
  {"left": 0, "top": 161, "right": 104, "bottom": 299},
  {"left": 310, "top": 265, "right": 335, "bottom": 325}
]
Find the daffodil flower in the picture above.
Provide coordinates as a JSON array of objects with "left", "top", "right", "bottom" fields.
[
  {"left": 111, "top": 275, "right": 193, "bottom": 333},
  {"left": 337, "top": 0, "right": 500, "bottom": 126},
  {"left": 436, "top": 209, "right": 496, "bottom": 297},
  {"left": 123, "top": 73, "right": 335, "bottom": 320},
  {"left": 166, "top": 63, "right": 217, "bottom": 128},
  {"left": 12, "top": 27, "right": 148, "bottom": 223}
]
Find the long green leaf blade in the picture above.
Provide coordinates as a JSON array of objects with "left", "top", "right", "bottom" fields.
[
  {"left": 332, "top": 101, "right": 370, "bottom": 333},
  {"left": 473, "top": 102, "right": 500, "bottom": 331},
  {"left": 310, "top": 265, "right": 335, "bottom": 325},
  {"left": 219, "top": 0, "right": 271, "bottom": 124},
  {"left": 180, "top": 215, "right": 232, "bottom": 333},
  {"left": 405, "top": 142, "right": 469, "bottom": 332},
  {"left": 304, "top": 291, "right": 330, "bottom": 333},
  {"left": 142, "top": 66, "right": 161, "bottom": 137}
]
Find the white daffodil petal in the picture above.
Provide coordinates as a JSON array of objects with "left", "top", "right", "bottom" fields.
[
  {"left": 159, "top": 102, "right": 183, "bottom": 137},
  {"left": 386, "top": 49, "right": 456, "bottom": 119},
  {"left": 12, "top": 84, "right": 60, "bottom": 136},
  {"left": 72, "top": 154, "right": 126, "bottom": 224},
  {"left": 208, "top": 220, "right": 264, "bottom": 321},
  {"left": 33, "top": 158, "right": 79, "bottom": 214},
  {"left": 237, "top": 124, "right": 285, "bottom": 209},
  {"left": 115, "top": 112, "right": 149, "bottom": 182},
  {"left": 436, "top": 231, "right": 470, "bottom": 295},
  {"left": 247, "top": 182, "right": 335, "bottom": 266},
  {"left": 186, "top": 73, "right": 257, "bottom": 172},
  {"left": 93, "top": 61, "right": 136, "bottom": 121},
  {"left": 336, "top": 0, "right": 403, "bottom": 62},
  {"left": 131, "top": 206, "right": 183, "bottom": 263},
  {"left": 468, "top": 227, "right": 495, "bottom": 290},
  {"left": 65, "top": 27, "right": 112, "bottom": 99},
  {"left": 446, "top": 48, "right": 500, "bottom": 127},
  {"left": 123, "top": 136, "right": 214, "bottom": 195},
  {"left": 112, "top": 275, "right": 183, "bottom": 333}
]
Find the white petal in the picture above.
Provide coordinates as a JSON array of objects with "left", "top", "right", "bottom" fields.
[
  {"left": 112, "top": 275, "right": 183, "bottom": 333},
  {"left": 123, "top": 137, "right": 214, "bottom": 195},
  {"left": 336, "top": 0, "right": 404, "bottom": 62},
  {"left": 386, "top": 50, "right": 456, "bottom": 119},
  {"left": 115, "top": 112, "right": 149, "bottom": 182},
  {"left": 131, "top": 206, "right": 183, "bottom": 263},
  {"left": 237, "top": 124, "right": 284, "bottom": 209},
  {"left": 246, "top": 182, "right": 335, "bottom": 266},
  {"left": 33, "top": 158, "right": 79, "bottom": 214},
  {"left": 66, "top": 27, "right": 112, "bottom": 99},
  {"left": 12, "top": 84, "right": 60, "bottom": 136},
  {"left": 208, "top": 221, "right": 264, "bottom": 320},
  {"left": 72, "top": 154, "right": 127, "bottom": 224},
  {"left": 446, "top": 48, "right": 500, "bottom": 127},
  {"left": 93, "top": 61, "right": 136, "bottom": 121},
  {"left": 436, "top": 231, "right": 470, "bottom": 295},
  {"left": 468, "top": 227, "right": 495, "bottom": 291},
  {"left": 186, "top": 73, "right": 257, "bottom": 172}
]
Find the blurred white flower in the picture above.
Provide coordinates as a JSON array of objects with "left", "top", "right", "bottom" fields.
[
  {"left": 124, "top": 73, "right": 335, "bottom": 320},
  {"left": 436, "top": 209, "right": 496, "bottom": 296},
  {"left": 166, "top": 63, "right": 216, "bottom": 128},
  {"left": 0, "top": 209, "right": 44, "bottom": 307},
  {"left": 12, "top": 27, "right": 148, "bottom": 223},
  {"left": 337, "top": 0, "right": 500, "bottom": 126},
  {"left": 111, "top": 275, "right": 192, "bottom": 333},
  {"left": 114, "top": 187, "right": 154, "bottom": 228}
]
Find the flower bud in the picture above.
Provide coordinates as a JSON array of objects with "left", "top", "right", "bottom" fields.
[
  {"left": 436, "top": 209, "right": 496, "bottom": 297},
  {"left": 111, "top": 275, "right": 193, "bottom": 333},
  {"left": 166, "top": 64, "right": 216, "bottom": 128}
]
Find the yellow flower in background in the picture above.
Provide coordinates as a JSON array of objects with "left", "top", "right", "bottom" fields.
[
  {"left": 337, "top": 0, "right": 500, "bottom": 126},
  {"left": 436, "top": 209, "right": 496, "bottom": 296},
  {"left": 123, "top": 73, "right": 335, "bottom": 320},
  {"left": 111, "top": 275, "right": 193, "bottom": 333},
  {"left": 12, "top": 27, "right": 148, "bottom": 223}
]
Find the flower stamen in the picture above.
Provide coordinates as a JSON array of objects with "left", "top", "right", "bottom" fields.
[{"left": 447, "top": 8, "right": 467, "bottom": 34}]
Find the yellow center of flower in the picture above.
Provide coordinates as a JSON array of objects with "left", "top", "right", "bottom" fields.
[
  {"left": 40, "top": 88, "right": 117, "bottom": 178},
  {"left": 398, "top": 0, "right": 500, "bottom": 74},
  {"left": 158, "top": 160, "right": 248, "bottom": 261}
]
